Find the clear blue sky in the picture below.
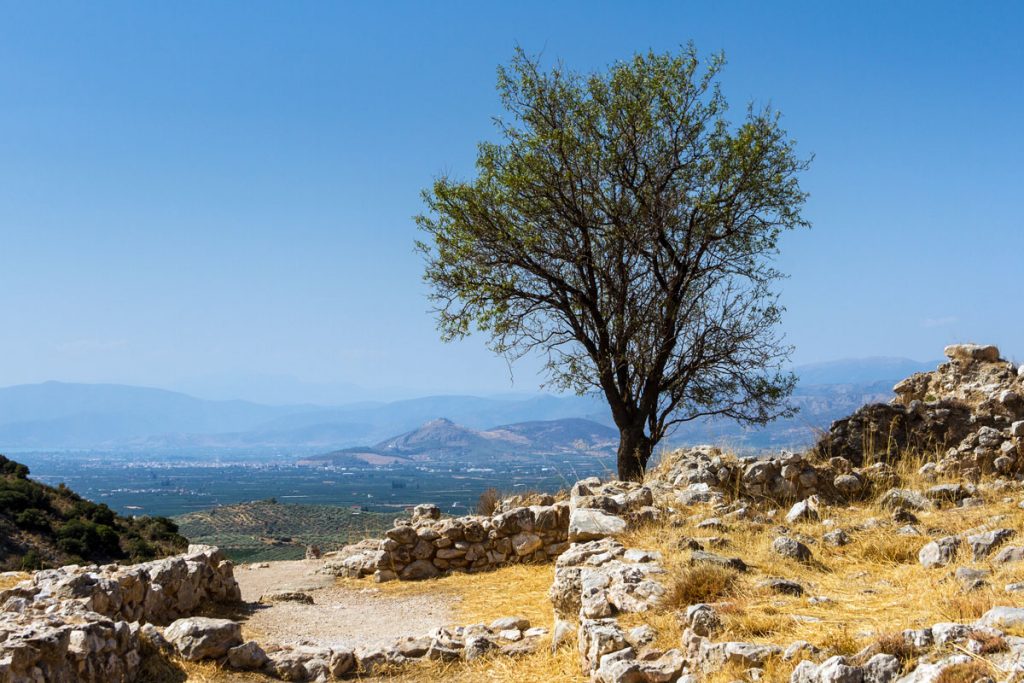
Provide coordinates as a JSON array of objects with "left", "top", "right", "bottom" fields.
[{"left": 1, "top": 2, "right": 1021, "bottom": 402}]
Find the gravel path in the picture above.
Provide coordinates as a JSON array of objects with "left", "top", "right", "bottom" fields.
[{"left": 233, "top": 560, "right": 458, "bottom": 651}]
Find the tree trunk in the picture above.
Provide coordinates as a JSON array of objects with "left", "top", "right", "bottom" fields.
[{"left": 616, "top": 427, "right": 653, "bottom": 482}]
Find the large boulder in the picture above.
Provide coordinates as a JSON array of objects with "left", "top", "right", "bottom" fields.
[
  {"left": 164, "top": 617, "right": 243, "bottom": 661},
  {"left": 569, "top": 509, "right": 628, "bottom": 542}
]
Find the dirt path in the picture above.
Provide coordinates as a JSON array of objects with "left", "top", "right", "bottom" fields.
[{"left": 233, "top": 560, "right": 459, "bottom": 651}]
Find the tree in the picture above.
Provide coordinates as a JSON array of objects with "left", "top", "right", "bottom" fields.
[{"left": 417, "top": 46, "right": 810, "bottom": 481}]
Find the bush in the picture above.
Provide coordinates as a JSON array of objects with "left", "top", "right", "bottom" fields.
[
  {"left": 0, "top": 456, "right": 29, "bottom": 478},
  {"left": 665, "top": 564, "right": 738, "bottom": 607},
  {"left": 934, "top": 661, "right": 992, "bottom": 683},
  {"left": 477, "top": 488, "right": 501, "bottom": 515},
  {"left": 57, "top": 519, "right": 123, "bottom": 559},
  {"left": 136, "top": 516, "right": 180, "bottom": 541},
  {"left": 0, "top": 490, "right": 31, "bottom": 514},
  {"left": 20, "top": 549, "right": 45, "bottom": 571},
  {"left": 126, "top": 537, "right": 157, "bottom": 562},
  {"left": 57, "top": 536, "right": 87, "bottom": 558},
  {"left": 15, "top": 508, "right": 49, "bottom": 531}
]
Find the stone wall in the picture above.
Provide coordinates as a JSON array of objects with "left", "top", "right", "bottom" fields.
[
  {"left": 326, "top": 479, "right": 660, "bottom": 583},
  {"left": 0, "top": 545, "right": 240, "bottom": 682}
]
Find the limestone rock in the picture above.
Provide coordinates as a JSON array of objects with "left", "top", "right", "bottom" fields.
[
  {"left": 918, "top": 536, "right": 960, "bottom": 568},
  {"left": 967, "top": 528, "right": 1013, "bottom": 560},
  {"left": 977, "top": 606, "right": 1024, "bottom": 630},
  {"left": 786, "top": 497, "right": 821, "bottom": 524},
  {"left": 772, "top": 536, "right": 813, "bottom": 562},
  {"left": 878, "top": 489, "right": 929, "bottom": 512},
  {"left": 569, "top": 509, "right": 628, "bottom": 542},
  {"left": 227, "top": 641, "right": 270, "bottom": 670},
  {"left": 164, "top": 617, "right": 242, "bottom": 661},
  {"left": 578, "top": 618, "right": 628, "bottom": 672}
]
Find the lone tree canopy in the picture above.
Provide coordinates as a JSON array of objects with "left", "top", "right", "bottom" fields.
[{"left": 417, "top": 47, "right": 810, "bottom": 481}]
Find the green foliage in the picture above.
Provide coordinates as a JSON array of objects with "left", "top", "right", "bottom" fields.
[
  {"left": 0, "top": 456, "right": 30, "bottom": 479},
  {"left": 0, "top": 453, "right": 188, "bottom": 568},
  {"left": 20, "top": 549, "right": 46, "bottom": 571},
  {"left": 57, "top": 519, "right": 122, "bottom": 558},
  {"left": 418, "top": 46, "right": 809, "bottom": 479},
  {"left": 15, "top": 508, "right": 49, "bottom": 531}
]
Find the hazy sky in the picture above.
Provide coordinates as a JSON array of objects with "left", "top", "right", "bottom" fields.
[{"left": 1, "top": 2, "right": 1022, "bottom": 401}]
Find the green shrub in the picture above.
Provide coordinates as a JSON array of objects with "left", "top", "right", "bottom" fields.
[
  {"left": 15, "top": 508, "right": 49, "bottom": 531},
  {"left": 57, "top": 519, "right": 123, "bottom": 559},
  {"left": 0, "top": 456, "right": 29, "bottom": 478},
  {"left": 20, "top": 549, "right": 45, "bottom": 570},
  {"left": 0, "top": 490, "right": 31, "bottom": 513}
]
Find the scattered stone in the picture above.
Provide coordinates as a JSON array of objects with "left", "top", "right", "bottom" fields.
[
  {"left": 259, "top": 591, "right": 314, "bottom": 605},
  {"left": 823, "top": 529, "right": 851, "bottom": 547},
  {"left": 786, "top": 497, "right": 821, "bottom": 524},
  {"left": 569, "top": 509, "right": 628, "bottom": 542},
  {"left": 578, "top": 618, "right": 628, "bottom": 672},
  {"left": 626, "top": 624, "right": 657, "bottom": 648},
  {"left": 918, "top": 536, "right": 960, "bottom": 568},
  {"left": 226, "top": 641, "right": 270, "bottom": 670},
  {"left": 772, "top": 536, "right": 813, "bottom": 562},
  {"left": 759, "top": 577, "right": 804, "bottom": 596},
  {"left": 878, "top": 488, "right": 930, "bottom": 512},
  {"left": 833, "top": 474, "right": 863, "bottom": 496},
  {"left": 690, "top": 550, "right": 747, "bottom": 572},
  {"left": 978, "top": 606, "right": 1024, "bottom": 630},
  {"left": 490, "top": 616, "right": 530, "bottom": 631},
  {"left": 967, "top": 529, "right": 1014, "bottom": 560}
]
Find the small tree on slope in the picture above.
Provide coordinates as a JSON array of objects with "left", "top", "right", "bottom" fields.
[{"left": 417, "top": 46, "right": 810, "bottom": 481}]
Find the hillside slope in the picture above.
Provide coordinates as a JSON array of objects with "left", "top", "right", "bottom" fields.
[
  {"left": 0, "top": 454, "right": 187, "bottom": 570},
  {"left": 174, "top": 499, "right": 392, "bottom": 562},
  {"left": 301, "top": 416, "right": 618, "bottom": 465}
]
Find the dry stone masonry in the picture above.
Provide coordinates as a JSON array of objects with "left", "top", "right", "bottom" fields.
[
  {"left": 325, "top": 479, "right": 658, "bottom": 583},
  {"left": 8, "top": 344, "right": 1024, "bottom": 682},
  {"left": 0, "top": 545, "right": 239, "bottom": 682}
]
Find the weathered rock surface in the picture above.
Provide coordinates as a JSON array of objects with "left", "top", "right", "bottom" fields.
[
  {"left": 164, "top": 617, "right": 243, "bottom": 661},
  {"left": 918, "top": 536, "right": 960, "bottom": 568}
]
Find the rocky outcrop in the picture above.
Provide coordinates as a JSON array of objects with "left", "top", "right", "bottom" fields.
[
  {"left": 815, "top": 344, "right": 1024, "bottom": 475},
  {"left": 0, "top": 545, "right": 240, "bottom": 682},
  {"left": 649, "top": 444, "right": 896, "bottom": 505}
]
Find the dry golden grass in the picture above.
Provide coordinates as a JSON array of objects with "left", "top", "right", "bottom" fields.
[
  {"left": 0, "top": 572, "right": 29, "bottom": 591},
  {"left": 933, "top": 659, "right": 993, "bottom": 683},
  {"left": 186, "top": 447, "right": 1024, "bottom": 681},
  {"left": 619, "top": 450, "right": 1024, "bottom": 672},
  {"left": 664, "top": 563, "right": 739, "bottom": 608},
  {"left": 336, "top": 562, "right": 587, "bottom": 683},
  {"left": 337, "top": 562, "right": 555, "bottom": 628}
]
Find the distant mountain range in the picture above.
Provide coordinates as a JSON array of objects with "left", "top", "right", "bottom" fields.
[
  {"left": 298, "top": 417, "right": 618, "bottom": 466},
  {"left": 0, "top": 356, "right": 942, "bottom": 454}
]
